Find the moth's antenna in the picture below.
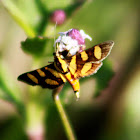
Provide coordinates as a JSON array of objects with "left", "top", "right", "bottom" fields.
[
  {"left": 54, "top": 22, "right": 57, "bottom": 53},
  {"left": 56, "top": 43, "right": 59, "bottom": 56},
  {"left": 54, "top": 22, "right": 57, "bottom": 43}
]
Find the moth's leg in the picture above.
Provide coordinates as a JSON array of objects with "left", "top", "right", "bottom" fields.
[{"left": 64, "top": 72, "right": 80, "bottom": 99}]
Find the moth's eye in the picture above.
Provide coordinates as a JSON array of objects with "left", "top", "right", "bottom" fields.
[
  {"left": 53, "top": 52, "right": 56, "bottom": 56},
  {"left": 61, "top": 50, "right": 69, "bottom": 58}
]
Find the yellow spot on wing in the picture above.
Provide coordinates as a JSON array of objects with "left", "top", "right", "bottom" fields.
[
  {"left": 81, "top": 51, "right": 88, "bottom": 61},
  {"left": 81, "top": 63, "right": 92, "bottom": 75},
  {"left": 94, "top": 46, "right": 101, "bottom": 59},
  {"left": 27, "top": 73, "right": 38, "bottom": 84},
  {"left": 45, "top": 79, "right": 59, "bottom": 85},
  {"left": 37, "top": 69, "right": 46, "bottom": 77},
  {"left": 45, "top": 67, "right": 60, "bottom": 78},
  {"left": 69, "top": 55, "right": 76, "bottom": 75}
]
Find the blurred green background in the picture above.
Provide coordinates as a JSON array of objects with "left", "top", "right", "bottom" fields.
[{"left": 0, "top": 0, "right": 140, "bottom": 140}]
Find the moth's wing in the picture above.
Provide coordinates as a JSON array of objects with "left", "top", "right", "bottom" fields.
[
  {"left": 66, "top": 40, "right": 114, "bottom": 64},
  {"left": 66, "top": 41, "right": 114, "bottom": 79},
  {"left": 82, "top": 40, "right": 114, "bottom": 62},
  {"left": 18, "top": 63, "right": 66, "bottom": 89}
]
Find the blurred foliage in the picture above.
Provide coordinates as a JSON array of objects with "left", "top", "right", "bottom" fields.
[
  {"left": 1, "top": 0, "right": 84, "bottom": 36},
  {"left": 0, "top": 116, "right": 27, "bottom": 140},
  {"left": 0, "top": 60, "right": 25, "bottom": 119},
  {"left": 93, "top": 60, "right": 114, "bottom": 97},
  {"left": 0, "top": 0, "right": 140, "bottom": 140},
  {"left": 21, "top": 37, "right": 54, "bottom": 58}
]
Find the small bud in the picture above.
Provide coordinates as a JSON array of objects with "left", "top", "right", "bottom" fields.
[{"left": 51, "top": 10, "right": 66, "bottom": 25}]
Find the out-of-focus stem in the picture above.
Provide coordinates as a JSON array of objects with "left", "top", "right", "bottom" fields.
[
  {"left": 26, "top": 102, "right": 45, "bottom": 140},
  {"left": 53, "top": 86, "right": 76, "bottom": 140}
]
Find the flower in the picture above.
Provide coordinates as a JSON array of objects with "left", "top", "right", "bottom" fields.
[
  {"left": 68, "top": 29, "right": 85, "bottom": 45},
  {"left": 50, "top": 10, "right": 66, "bottom": 25},
  {"left": 54, "top": 29, "right": 92, "bottom": 56}
]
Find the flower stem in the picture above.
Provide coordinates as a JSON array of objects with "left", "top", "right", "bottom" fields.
[{"left": 53, "top": 87, "right": 76, "bottom": 140}]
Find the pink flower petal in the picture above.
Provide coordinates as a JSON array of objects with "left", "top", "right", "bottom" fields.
[{"left": 68, "top": 29, "right": 85, "bottom": 45}]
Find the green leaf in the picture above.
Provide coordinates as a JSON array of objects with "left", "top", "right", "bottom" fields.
[{"left": 21, "top": 37, "right": 54, "bottom": 58}]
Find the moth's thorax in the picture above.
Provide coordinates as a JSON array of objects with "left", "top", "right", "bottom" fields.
[{"left": 54, "top": 55, "right": 68, "bottom": 74}]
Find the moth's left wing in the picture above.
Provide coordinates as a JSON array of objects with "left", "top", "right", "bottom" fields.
[{"left": 18, "top": 63, "right": 66, "bottom": 89}]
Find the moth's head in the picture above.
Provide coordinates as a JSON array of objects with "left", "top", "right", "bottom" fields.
[
  {"left": 54, "top": 43, "right": 69, "bottom": 59},
  {"left": 54, "top": 43, "right": 62, "bottom": 58}
]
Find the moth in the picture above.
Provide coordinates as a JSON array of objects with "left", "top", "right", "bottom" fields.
[{"left": 18, "top": 41, "right": 114, "bottom": 99}]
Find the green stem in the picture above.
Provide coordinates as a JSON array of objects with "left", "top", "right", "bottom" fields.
[{"left": 53, "top": 87, "right": 76, "bottom": 140}]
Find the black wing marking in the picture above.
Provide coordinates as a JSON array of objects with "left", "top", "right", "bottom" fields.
[{"left": 18, "top": 63, "right": 65, "bottom": 89}]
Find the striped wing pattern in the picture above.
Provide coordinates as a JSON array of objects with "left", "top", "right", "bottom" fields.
[
  {"left": 73, "top": 62, "right": 102, "bottom": 79},
  {"left": 18, "top": 63, "right": 65, "bottom": 89},
  {"left": 66, "top": 41, "right": 114, "bottom": 79}
]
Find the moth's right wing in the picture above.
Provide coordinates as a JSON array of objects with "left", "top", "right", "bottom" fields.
[
  {"left": 18, "top": 63, "right": 66, "bottom": 89},
  {"left": 66, "top": 41, "right": 114, "bottom": 79}
]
